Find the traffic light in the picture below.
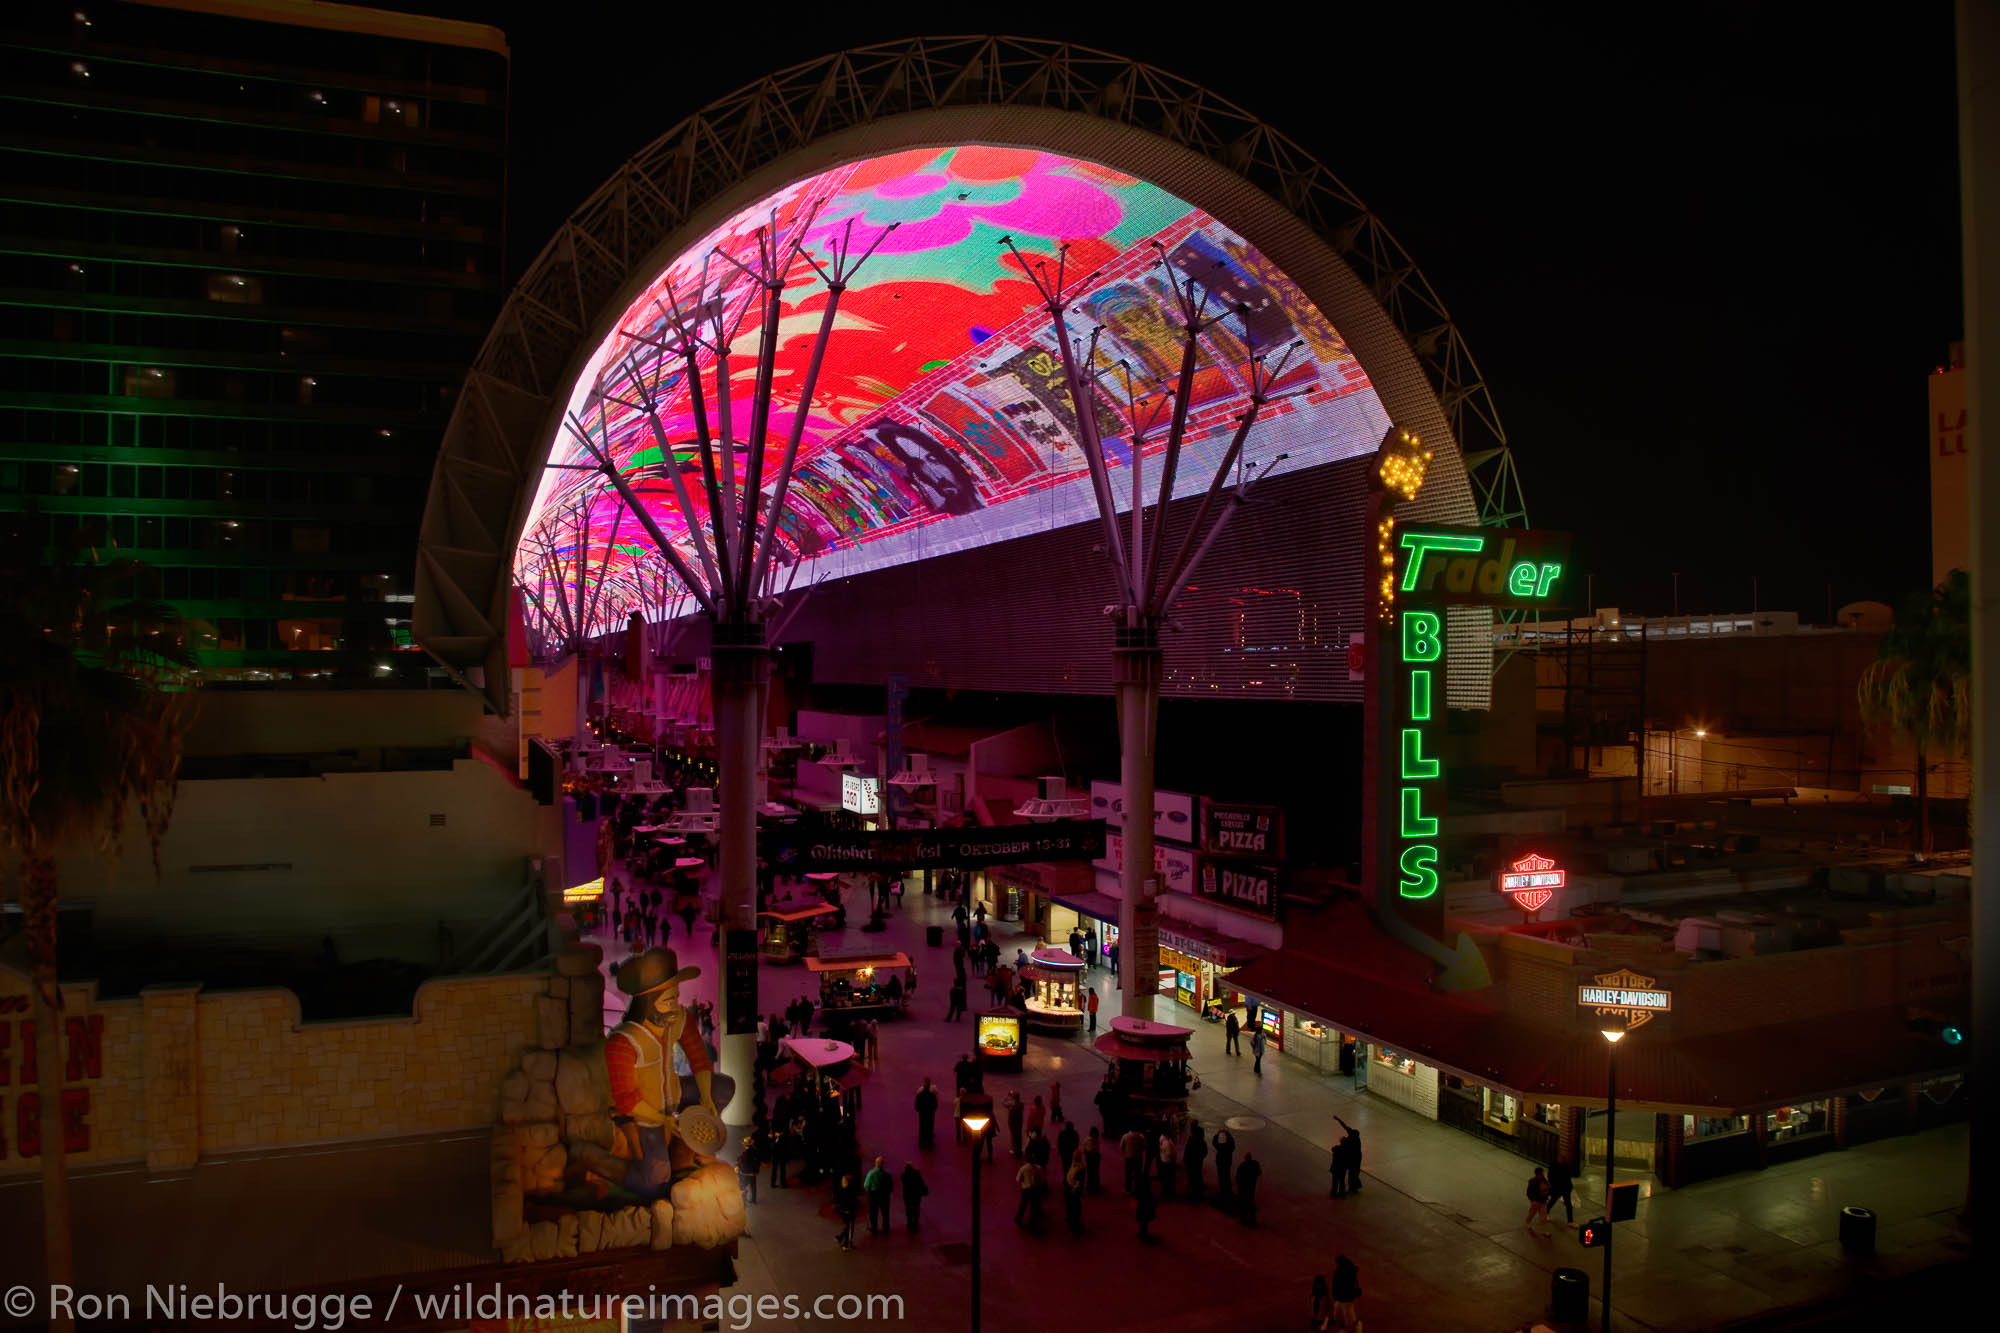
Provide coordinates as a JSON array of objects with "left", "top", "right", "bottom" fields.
[{"left": 1579, "top": 1217, "right": 1608, "bottom": 1248}]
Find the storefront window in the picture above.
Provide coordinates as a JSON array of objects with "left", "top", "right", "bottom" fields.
[
  {"left": 1482, "top": 1089, "right": 1519, "bottom": 1132},
  {"left": 1533, "top": 1102, "right": 1563, "bottom": 1127},
  {"left": 1764, "top": 1102, "right": 1828, "bottom": 1141},
  {"left": 1373, "top": 1047, "right": 1416, "bottom": 1077},
  {"left": 1682, "top": 1113, "right": 1750, "bottom": 1142}
]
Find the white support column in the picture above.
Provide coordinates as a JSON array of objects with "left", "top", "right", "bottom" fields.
[
  {"left": 1958, "top": 0, "right": 1999, "bottom": 1234},
  {"left": 711, "top": 627, "right": 766, "bottom": 1111},
  {"left": 1116, "top": 623, "right": 1161, "bottom": 1023}
]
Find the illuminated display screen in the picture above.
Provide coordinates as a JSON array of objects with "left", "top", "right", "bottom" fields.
[
  {"left": 517, "top": 146, "right": 1391, "bottom": 613},
  {"left": 977, "top": 1013, "right": 1022, "bottom": 1055}
]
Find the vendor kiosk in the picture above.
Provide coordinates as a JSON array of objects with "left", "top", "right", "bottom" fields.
[
  {"left": 1019, "top": 948, "right": 1087, "bottom": 1034},
  {"left": 1093, "top": 1015, "right": 1195, "bottom": 1135},
  {"left": 976, "top": 1008, "right": 1024, "bottom": 1073},
  {"left": 806, "top": 951, "right": 913, "bottom": 1024},
  {"left": 776, "top": 1036, "right": 866, "bottom": 1120},
  {"left": 758, "top": 899, "right": 838, "bottom": 963}
]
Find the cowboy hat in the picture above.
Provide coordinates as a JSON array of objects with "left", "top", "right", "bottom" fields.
[{"left": 615, "top": 947, "right": 701, "bottom": 996}]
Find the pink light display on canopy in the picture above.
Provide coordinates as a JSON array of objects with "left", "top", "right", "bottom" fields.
[{"left": 517, "top": 146, "right": 1395, "bottom": 624}]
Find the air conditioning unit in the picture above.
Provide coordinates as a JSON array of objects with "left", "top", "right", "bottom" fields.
[
  {"left": 1014, "top": 775, "right": 1089, "bottom": 822},
  {"left": 886, "top": 753, "right": 937, "bottom": 788},
  {"left": 815, "top": 738, "right": 862, "bottom": 770}
]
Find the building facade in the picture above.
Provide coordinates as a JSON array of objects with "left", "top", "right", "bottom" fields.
[{"left": 0, "top": 0, "right": 508, "bottom": 682}]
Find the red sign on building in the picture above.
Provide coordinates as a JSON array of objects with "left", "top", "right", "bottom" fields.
[{"left": 1496, "top": 852, "right": 1565, "bottom": 915}]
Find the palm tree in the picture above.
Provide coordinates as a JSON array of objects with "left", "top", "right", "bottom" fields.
[
  {"left": 0, "top": 508, "right": 195, "bottom": 1316},
  {"left": 1856, "top": 571, "right": 1971, "bottom": 855}
]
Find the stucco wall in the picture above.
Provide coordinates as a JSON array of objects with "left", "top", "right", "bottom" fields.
[
  {"left": 58, "top": 759, "right": 548, "bottom": 962},
  {"left": 0, "top": 965, "right": 544, "bottom": 1176}
]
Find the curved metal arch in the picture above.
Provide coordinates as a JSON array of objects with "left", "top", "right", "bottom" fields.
[{"left": 415, "top": 35, "right": 1526, "bottom": 712}]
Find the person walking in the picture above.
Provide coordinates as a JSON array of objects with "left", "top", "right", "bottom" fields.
[
  {"left": 1224, "top": 1008, "right": 1241, "bottom": 1055},
  {"left": 1083, "top": 1126, "right": 1103, "bottom": 1193},
  {"left": 1086, "top": 987, "right": 1100, "bottom": 1033},
  {"left": 1156, "top": 1128, "right": 1179, "bottom": 1199},
  {"left": 900, "top": 1162, "right": 928, "bottom": 1233},
  {"left": 1309, "top": 1275, "right": 1333, "bottom": 1333},
  {"left": 1212, "top": 1127, "right": 1236, "bottom": 1207},
  {"left": 736, "top": 1135, "right": 761, "bottom": 1206},
  {"left": 1524, "top": 1166, "right": 1553, "bottom": 1238},
  {"left": 1134, "top": 1174, "right": 1157, "bottom": 1243},
  {"left": 1548, "top": 1157, "right": 1577, "bottom": 1225},
  {"left": 1335, "top": 1116, "right": 1363, "bottom": 1194},
  {"left": 1049, "top": 1081, "right": 1066, "bottom": 1124},
  {"left": 1069, "top": 927, "right": 1085, "bottom": 960},
  {"left": 1024, "top": 1127, "right": 1051, "bottom": 1175},
  {"left": 1056, "top": 1119, "right": 1080, "bottom": 1175},
  {"left": 1236, "top": 1152, "right": 1262, "bottom": 1226},
  {"left": 1026, "top": 1094, "right": 1047, "bottom": 1142},
  {"left": 863, "top": 1157, "right": 894, "bottom": 1235},
  {"left": 1014, "top": 1159, "right": 1046, "bottom": 1230},
  {"left": 1330, "top": 1255, "right": 1363, "bottom": 1330},
  {"left": 1064, "top": 1155, "right": 1088, "bottom": 1233},
  {"left": 1249, "top": 1025, "right": 1267, "bottom": 1076},
  {"left": 1330, "top": 1140, "right": 1347, "bottom": 1198},
  {"left": 833, "top": 1172, "right": 860, "bottom": 1250},
  {"left": 1005, "top": 1091, "right": 1025, "bottom": 1158},
  {"left": 915, "top": 1077, "right": 939, "bottom": 1149},
  {"left": 1119, "top": 1126, "right": 1147, "bottom": 1195},
  {"left": 953, "top": 1087, "right": 966, "bottom": 1146},
  {"left": 1183, "top": 1118, "right": 1207, "bottom": 1201}
]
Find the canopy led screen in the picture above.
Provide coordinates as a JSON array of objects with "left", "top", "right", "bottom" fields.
[{"left": 516, "top": 146, "right": 1393, "bottom": 615}]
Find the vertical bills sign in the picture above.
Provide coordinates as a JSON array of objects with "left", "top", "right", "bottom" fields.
[{"left": 1374, "top": 524, "right": 1570, "bottom": 937}]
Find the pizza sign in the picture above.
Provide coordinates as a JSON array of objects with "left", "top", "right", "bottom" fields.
[{"left": 1496, "top": 852, "right": 1565, "bottom": 914}]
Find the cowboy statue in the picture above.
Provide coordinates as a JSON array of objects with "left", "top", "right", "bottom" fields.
[{"left": 604, "top": 947, "right": 735, "bottom": 1200}]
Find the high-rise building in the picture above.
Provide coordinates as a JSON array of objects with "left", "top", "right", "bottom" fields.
[
  {"left": 0, "top": 0, "right": 508, "bottom": 682},
  {"left": 1929, "top": 340, "right": 1968, "bottom": 586}
]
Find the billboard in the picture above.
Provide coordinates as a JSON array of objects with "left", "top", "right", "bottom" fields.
[
  {"left": 763, "top": 820, "right": 1106, "bottom": 872},
  {"left": 1931, "top": 363, "right": 1968, "bottom": 584},
  {"left": 1202, "top": 800, "right": 1285, "bottom": 859},
  {"left": 1195, "top": 859, "right": 1282, "bottom": 918},
  {"left": 1092, "top": 832, "right": 1199, "bottom": 896},
  {"left": 1088, "top": 781, "right": 1198, "bottom": 845},
  {"left": 840, "top": 773, "right": 881, "bottom": 816}
]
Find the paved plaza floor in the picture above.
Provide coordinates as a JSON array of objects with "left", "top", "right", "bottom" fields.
[
  {"left": 1, "top": 870, "right": 1969, "bottom": 1332},
  {"left": 595, "top": 875, "right": 1972, "bottom": 1332}
]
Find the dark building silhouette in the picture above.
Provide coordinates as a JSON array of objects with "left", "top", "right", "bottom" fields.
[{"left": 0, "top": 0, "right": 508, "bottom": 682}]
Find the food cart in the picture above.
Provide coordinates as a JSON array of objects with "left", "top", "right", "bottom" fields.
[
  {"left": 1019, "top": 948, "right": 1087, "bottom": 1034},
  {"left": 805, "top": 950, "right": 913, "bottom": 1025},
  {"left": 1093, "top": 1015, "right": 1196, "bottom": 1135},
  {"left": 776, "top": 1036, "right": 866, "bottom": 1120},
  {"left": 976, "top": 1008, "right": 1024, "bottom": 1073},
  {"left": 758, "top": 899, "right": 839, "bottom": 963}
]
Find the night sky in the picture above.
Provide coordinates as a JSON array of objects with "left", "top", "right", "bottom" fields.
[{"left": 415, "top": 4, "right": 1963, "bottom": 619}]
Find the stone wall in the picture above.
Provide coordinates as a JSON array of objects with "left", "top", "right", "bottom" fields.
[{"left": 0, "top": 963, "right": 545, "bottom": 1176}]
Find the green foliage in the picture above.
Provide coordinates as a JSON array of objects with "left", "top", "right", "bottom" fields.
[{"left": 1856, "top": 570, "right": 1972, "bottom": 759}]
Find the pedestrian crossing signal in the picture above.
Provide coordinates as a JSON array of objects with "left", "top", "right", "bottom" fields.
[{"left": 1579, "top": 1217, "right": 1608, "bottom": 1248}]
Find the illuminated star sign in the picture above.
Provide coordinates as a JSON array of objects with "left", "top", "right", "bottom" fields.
[{"left": 1497, "top": 852, "right": 1565, "bottom": 913}]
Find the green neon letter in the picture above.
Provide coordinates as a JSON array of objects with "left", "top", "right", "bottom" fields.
[
  {"left": 1397, "top": 530, "right": 1485, "bottom": 592},
  {"left": 1535, "top": 562, "right": 1563, "bottom": 598},
  {"left": 1402, "top": 610, "right": 1442, "bottom": 663},
  {"left": 1508, "top": 561, "right": 1538, "bottom": 596},
  {"left": 1400, "top": 728, "right": 1440, "bottom": 779},
  {"left": 1398, "top": 844, "right": 1439, "bottom": 898},
  {"left": 1410, "top": 668, "right": 1433, "bottom": 721},
  {"left": 1399, "top": 785, "right": 1438, "bottom": 837}
]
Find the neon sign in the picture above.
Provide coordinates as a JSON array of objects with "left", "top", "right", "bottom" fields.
[
  {"left": 1394, "top": 528, "right": 1573, "bottom": 608},
  {"left": 1577, "top": 967, "right": 1673, "bottom": 1031},
  {"left": 1394, "top": 605, "right": 1445, "bottom": 898},
  {"left": 1497, "top": 852, "right": 1565, "bottom": 914}
]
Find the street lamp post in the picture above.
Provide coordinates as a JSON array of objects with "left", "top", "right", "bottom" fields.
[
  {"left": 960, "top": 1092, "right": 993, "bottom": 1333},
  {"left": 1601, "top": 1027, "right": 1623, "bottom": 1333}
]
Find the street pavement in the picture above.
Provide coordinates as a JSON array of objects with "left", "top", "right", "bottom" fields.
[{"left": 593, "top": 873, "right": 1971, "bottom": 1333}]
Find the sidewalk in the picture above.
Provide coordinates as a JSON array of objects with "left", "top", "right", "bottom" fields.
[{"left": 591, "top": 874, "right": 1971, "bottom": 1332}]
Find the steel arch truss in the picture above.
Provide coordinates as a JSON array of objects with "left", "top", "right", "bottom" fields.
[{"left": 416, "top": 35, "right": 1528, "bottom": 714}]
